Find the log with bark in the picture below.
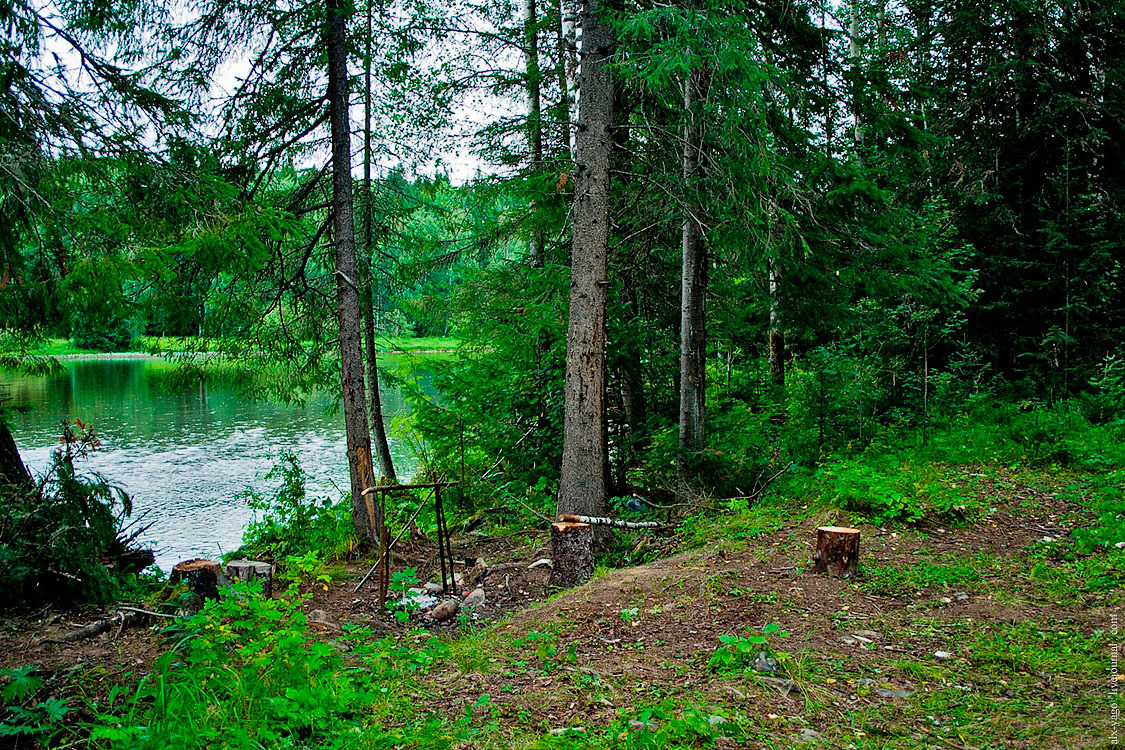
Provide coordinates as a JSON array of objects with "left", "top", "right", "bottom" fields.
[
  {"left": 549, "top": 521, "right": 593, "bottom": 588},
  {"left": 557, "top": 513, "right": 662, "bottom": 529},
  {"left": 812, "top": 526, "right": 861, "bottom": 578}
]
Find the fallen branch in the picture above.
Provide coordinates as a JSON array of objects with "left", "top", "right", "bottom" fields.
[
  {"left": 42, "top": 610, "right": 137, "bottom": 644},
  {"left": 557, "top": 514, "right": 663, "bottom": 529},
  {"left": 724, "top": 460, "right": 795, "bottom": 504}
]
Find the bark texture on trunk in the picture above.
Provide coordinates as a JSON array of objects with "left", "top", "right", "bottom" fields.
[
  {"left": 525, "top": 0, "right": 544, "bottom": 268},
  {"left": 768, "top": 260, "right": 785, "bottom": 382},
  {"left": 678, "top": 69, "right": 707, "bottom": 462},
  {"left": 559, "top": 0, "right": 579, "bottom": 159},
  {"left": 361, "top": 0, "right": 397, "bottom": 484},
  {"left": 813, "top": 526, "right": 861, "bottom": 578},
  {"left": 0, "top": 419, "right": 32, "bottom": 495},
  {"left": 557, "top": 0, "right": 615, "bottom": 521},
  {"left": 327, "top": 0, "right": 380, "bottom": 541},
  {"left": 549, "top": 521, "right": 593, "bottom": 587}
]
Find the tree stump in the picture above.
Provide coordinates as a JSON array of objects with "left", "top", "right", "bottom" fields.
[
  {"left": 549, "top": 521, "right": 593, "bottom": 588},
  {"left": 171, "top": 558, "right": 225, "bottom": 609},
  {"left": 813, "top": 526, "right": 861, "bottom": 578},
  {"left": 225, "top": 559, "right": 273, "bottom": 596}
]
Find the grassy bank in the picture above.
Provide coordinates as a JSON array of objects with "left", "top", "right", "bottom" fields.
[
  {"left": 23, "top": 335, "right": 460, "bottom": 358},
  {"left": 2, "top": 412, "right": 1121, "bottom": 748}
]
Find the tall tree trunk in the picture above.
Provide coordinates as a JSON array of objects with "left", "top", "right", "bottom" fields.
[
  {"left": 678, "top": 69, "right": 706, "bottom": 471},
  {"left": 326, "top": 0, "right": 380, "bottom": 541},
  {"left": 849, "top": 0, "right": 864, "bottom": 149},
  {"left": 526, "top": 0, "right": 544, "bottom": 268},
  {"left": 0, "top": 419, "right": 32, "bottom": 495},
  {"left": 362, "top": 0, "right": 397, "bottom": 483},
  {"left": 768, "top": 258, "right": 784, "bottom": 382},
  {"left": 559, "top": 0, "right": 579, "bottom": 160},
  {"left": 557, "top": 0, "right": 614, "bottom": 521}
]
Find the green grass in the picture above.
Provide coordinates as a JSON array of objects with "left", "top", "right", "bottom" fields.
[{"left": 23, "top": 335, "right": 460, "bottom": 357}]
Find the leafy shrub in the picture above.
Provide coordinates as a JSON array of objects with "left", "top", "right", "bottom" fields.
[
  {"left": 709, "top": 621, "right": 788, "bottom": 671},
  {"left": 0, "top": 421, "right": 141, "bottom": 607},
  {"left": 0, "top": 666, "right": 73, "bottom": 744},
  {"left": 816, "top": 456, "right": 979, "bottom": 525},
  {"left": 239, "top": 451, "right": 355, "bottom": 562}
]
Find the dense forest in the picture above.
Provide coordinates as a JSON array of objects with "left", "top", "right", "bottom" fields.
[{"left": 1, "top": 0, "right": 1123, "bottom": 747}]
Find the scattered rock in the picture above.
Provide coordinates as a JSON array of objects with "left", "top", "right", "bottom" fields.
[
  {"left": 308, "top": 609, "right": 340, "bottom": 630},
  {"left": 421, "top": 582, "right": 445, "bottom": 595},
  {"left": 875, "top": 686, "right": 914, "bottom": 699},
  {"left": 751, "top": 650, "right": 780, "bottom": 674},
  {"left": 934, "top": 650, "right": 953, "bottom": 661},
  {"left": 795, "top": 728, "right": 825, "bottom": 743},
  {"left": 756, "top": 676, "right": 800, "bottom": 696},
  {"left": 463, "top": 587, "right": 486, "bottom": 610},
  {"left": 629, "top": 719, "right": 660, "bottom": 732},
  {"left": 718, "top": 685, "right": 747, "bottom": 700},
  {"left": 954, "top": 591, "right": 969, "bottom": 602},
  {"left": 707, "top": 715, "right": 728, "bottom": 728},
  {"left": 431, "top": 599, "right": 461, "bottom": 622},
  {"left": 940, "top": 597, "right": 953, "bottom": 604}
]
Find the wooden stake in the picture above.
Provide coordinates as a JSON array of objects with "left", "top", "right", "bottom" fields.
[
  {"left": 549, "top": 521, "right": 593, "bottom": 588},
  {"left": 813, "top": 526, "right": 861, "bottom": 578}
]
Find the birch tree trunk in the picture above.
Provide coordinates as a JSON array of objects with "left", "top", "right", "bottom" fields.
[
  {"left": 559, "top": 0, "right": 579, "bottom": 160},
  {"left": 557, "top": 0, "right": 614, "bottom": 522},
  {"left": 768, "top": 259, "right": 784, "bottom": 382},
  {"left": 678, "top": 69, "right": 706, "bottom": 469},
  {"left": 326, "top": 0, "right": 381, "bottom": 541}
]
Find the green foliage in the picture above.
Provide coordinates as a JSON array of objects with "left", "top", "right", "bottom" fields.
[
  {"left": 0, "top": 666, "right": 72, "bottom": 743},
  {"left": 709, "top": 621, "right": 788, "bottom": 671},
  {"left": 0, "top": 421, "right": 140, "bottom": 608},
  {"left": 815, "top": 457, "right": 979, "bottom": 525},
  {"left": 239, "top": 451, "right": 355, "bottom": 563}
]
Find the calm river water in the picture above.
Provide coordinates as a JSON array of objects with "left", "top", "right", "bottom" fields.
[{"left": 0, "top": 356, "right": 436, "bottom": 571}]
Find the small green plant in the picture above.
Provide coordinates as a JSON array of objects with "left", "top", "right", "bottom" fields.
[
  {"left": 621, "top": 606, "right": 640, "bottom": 625},
  {"left": 709, "top": 621, "right": 788, "bottom": 671},
  {"left": 0, "top": 666, "right": 72, "bottom": 743},
  {"left": 391, "top": 566, "right": 421, "bottom": 631},
  {"left": 240, "top": 451, "right": 355, "bottom": 562},
  {"left": 520, "top": 631, "right": 577, "bottom": 673}
]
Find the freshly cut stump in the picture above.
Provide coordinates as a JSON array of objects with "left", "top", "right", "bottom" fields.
[
  {"left": 225, "top": 559, "right": 273, "bottom": 596},
  {"left": 813, "top": 526, "right": 861, "bottom": 578},
  {"left": 171, "top": 558, "right": 225, "bottom": 609},
  {"left": 549, "top": 521, "right": 593, "bottom": 588}
]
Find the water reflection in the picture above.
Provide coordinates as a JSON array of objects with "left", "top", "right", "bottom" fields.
[{"left": 0, "top": 356, "right": 432, "bottom": 571}]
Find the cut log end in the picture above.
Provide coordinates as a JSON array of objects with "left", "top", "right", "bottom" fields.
[
  {"left": 813, "top": 526, "right": 861, "bottom": 579},
  {"left": 225, "top": 559, "right": 273, "bottom": 596},
  {"left": 171, "top": 558, "right": 224, "bottom": 609},
  {"left": 549, "top": 522, "right": 593, "bottom": 589}
]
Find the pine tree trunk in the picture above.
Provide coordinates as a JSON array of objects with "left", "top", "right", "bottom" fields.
[
  {"left": 526, "top": 0, "right": 544, "bottom": 268},
  {"left": 326, "top": 0, "right": 380, "bottom": 541},
  {"left": 362, "top": 4, "right": 397, "bottom": 484},
  {"left": 557, "top": 0, "right": 614, "bottom": 522},
  {"left": 678, "top": 69, "right": 706, "bottom": 472}
]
